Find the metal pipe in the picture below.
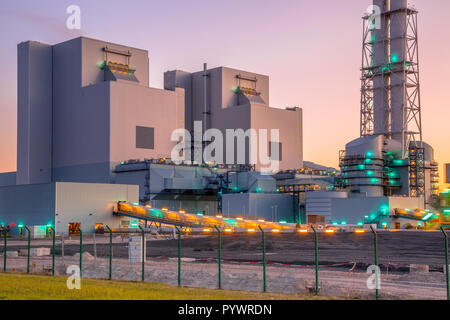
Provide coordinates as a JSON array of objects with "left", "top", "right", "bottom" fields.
[
  {"left": 441, "top": 227, "right": 449, "bottom": 300},
  {"left": 370, "top": 225, "right": 379, "bottom": 300},
  {"left": 106, "top": 225, "right": 113, "bottom": 280},
  {"left": 214, "top": 226, "right": 222, "bottom": 289},
  {"left": 76, "top": 226, "right": 82, "bottom": 278},
  {"left": 25, "top": 226, "right": 30, "bottom": 274},
  {"left": 139, "top": 225, "right": 145, "bottom": 282},
  {"left": 311, "top": 225, "right": 319, "bottom": 295},
  {"left": 258, "top": 225, "right": 266, "bottom": 292}
]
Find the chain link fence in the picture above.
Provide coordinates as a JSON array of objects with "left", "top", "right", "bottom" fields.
[{"left": 1, "top": 228, "right": 449, "bottom": 300}]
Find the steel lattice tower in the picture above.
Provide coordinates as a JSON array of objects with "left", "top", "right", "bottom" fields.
[{"left": 360, "top": 0, "right": 423, "bottom": 158}]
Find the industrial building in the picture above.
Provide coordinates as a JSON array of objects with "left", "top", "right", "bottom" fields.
[
  {"left": 0, "top": 0, "right": 447, "bottom": 235},
  {"left": 0, "top": 36, "right": 304, "bottom": 235}
]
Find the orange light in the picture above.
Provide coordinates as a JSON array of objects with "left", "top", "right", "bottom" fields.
[
  {"left": 224, "top": 228, "right": 233, "bottom": 233},
  {"left": 354, "top": 229, "right": 365, "bottom": 234},
  {"left": 216, "top": 215, "right": 223, "bottom": 219},
  {"left": 236, "top": 217, "right": 244, "bottom": 221},
  {"left": 145, "top": 204, "right": 152, "bottom": 209},
  {"left": 325, "top": 229, "right": 335, "bottom": 234},
  {"left": 257, "top": 219, "right": 265, "bottom": 223},
  {"left": 247, "top": 228, "right": 256, "bottom": 233},
  {"left": 298, "top": 228, "right": 309, "bottom": 233},
  {"left": 179, "top": 210, "right": 186, "bottom": 214},
  {"left": 184, "top": 228, "right": 191, "bottom": 233},
  {"left": 162, "top": 208, "right": 168, "bottom": 212},
  {"left": 271, "top": 228, "right": 281, "bottom": 233},
  {"left": 202, "top": 228, "right": 212, "bottom": 233}
]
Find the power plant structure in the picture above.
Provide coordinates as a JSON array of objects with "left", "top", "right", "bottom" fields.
[
  {"left": 330, "top": 0, "right": 441, "bottom": 227},
  {"left": 0, "top": 0, "right": 448, "bottom": 237}
]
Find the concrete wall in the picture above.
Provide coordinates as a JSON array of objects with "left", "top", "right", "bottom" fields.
[
  {"left": 17, "top": 41, "right": 53, "bottom": 185},
  {"left": 0, "top": 172, "right": 16, "bottom": 187},
  {"left": 0, "top": 183, "right": 56, "bottom": 227},
  {"left": 0, "top": 182, "right": 138, "bottom": 235},
  {"left": 55, "top": 182, "right": 138, "bottom": 235},
  {"left": 81, "top": 37, "right": 149, "bottom": 88},
  {"left": 222, "top": 193, "right": 294, "bottom": 222},
  {"left": 19, "top": 36, "right": 184, "bottom": 184},
  {"left": 165, "top": 66, "right": 303, "bottom": 171},
  {"left": 109, "top": 82, "right": 184, "bottom": 163}
]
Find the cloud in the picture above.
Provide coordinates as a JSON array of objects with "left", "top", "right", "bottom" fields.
[{"left": 1, "top": 9, "right": 84, "bottom": 38}]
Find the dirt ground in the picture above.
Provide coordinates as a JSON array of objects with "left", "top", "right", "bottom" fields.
[{"left": 5, "top": 232, "right": 444, "bottom": 271}]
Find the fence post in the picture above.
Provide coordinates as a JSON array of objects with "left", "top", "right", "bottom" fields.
[
  {"left": 370, "top": 225, "right": 379, "bottom": 300},
  {"left": 76, "top": 226, "right": 82, "bottom": 278},
  {"left": 25, "top": 226, "right": 31, "bottom": 274},
  {"left": 310, "top": 225, "right": 319, "bottom": 295},
  {"left": 258, "top": 226, "right": 266, "bottom": 292},
  {"left": 3, "top": 230, "right": 6, "bottom": 272},
  {"left": 50, "top": 227, "right": 55, "bottom": 276},
  {"left": 441, "top": 227, "right": 449, "bottom": 300},
  {"left": 214, "top": 226, "right": 222, "bottom": 289},
  {"left": 106, "top": 225, "right": 112, "bottom": 280},
  {"left": 138, "top": 225, "right": 145, "bottom": 282},
  {"left": 175, "top": 226, "right": 181, "bottom": 287}
]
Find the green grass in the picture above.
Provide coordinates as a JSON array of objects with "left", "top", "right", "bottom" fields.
[{"left": 0, "top": 273, "right": 340, "bottom": 300}]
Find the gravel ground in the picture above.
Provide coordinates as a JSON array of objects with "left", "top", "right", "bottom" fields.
[{"left": 1, "top": 253, "right": 447, "bottom": 300}]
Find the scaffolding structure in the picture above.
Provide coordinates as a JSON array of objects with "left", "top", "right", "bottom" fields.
[{"left": 360, "top": 6, "right": 423, "bottom": 158}]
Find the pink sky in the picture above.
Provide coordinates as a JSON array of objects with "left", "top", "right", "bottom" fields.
[{"left": 0, "top": 0, "right": 448, "bottom": 186}]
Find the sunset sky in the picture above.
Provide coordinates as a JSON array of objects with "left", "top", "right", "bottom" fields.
[{"left": 0, "top": 0, "right": 448, "bottom": 186}]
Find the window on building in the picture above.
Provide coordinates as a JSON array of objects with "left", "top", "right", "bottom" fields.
[{"left": 136, "top": 126, "right": 155, "bottom": 150}]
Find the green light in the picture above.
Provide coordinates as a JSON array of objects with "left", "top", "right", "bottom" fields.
[
  {"left": 0, "top": 221, "right": 4, "bottom": 227},
  {"left": 366, "top": 151, "right": 374, "bottom": 158},
  {"left": 422, "top": 213, "right": 433, "bottom": 221},
  {"left": 391, "top": 53, "right": 399, "bottom": 63},
  {"left": 131, "top": 220, "right": 138, "bottom": 228},
  {"left": 393, "top": 159, "right": 406, "bottom": 165},
  {"left": 133, "top": 202, "right": 139, "bottom": 206},
  {"left": 367, "top": 170, "right": 375, "bottom": 177},
  {"left": 276, "top": 188, "right": 280, "bottom": 193},
  {"left": 388, "top": 172, "right": 397, "bottom": 178},
  {"left": 197, "top": 212, "right": 204, "bottom": 216},
  {"left": 417, "top": 222, "right": 423, "bottom": 227},
  {"left": 371, "top": 178, "right": 378, "bottom": 184},
  {"left": 46, "top": 222, "right": 52, "bottom": 228},
  {"left": 279, "top": 221, "right": 287, "bottom": 224},
  {"left": 365, "top": 159, "right": 373, "bottom": 164},
  {"left": 443, "top": 210, "right": 450, "bottom": 214},
  {"left": 382, "top": 222, "right": 388, "bottom": 227},
  {"left": 341, "top": 221, "right": 347, "bottom": 225},
  {"left": 256, "top": 187, "right": 262, "bottom": 193},
  {"left": 364, "top": 215, "right": 369, "bottom": 219},
  {"left": 357, "top": 221, "right": 364, "bottom": 227},
  {"left": 357, "top": 164, "right": 365, "bottom": 170},
  {"left": 120, "top": 161, "right": 125, "bottom": 165},
  {"left": 332, "top": 221, "right": 338, "bottom": 226}
]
